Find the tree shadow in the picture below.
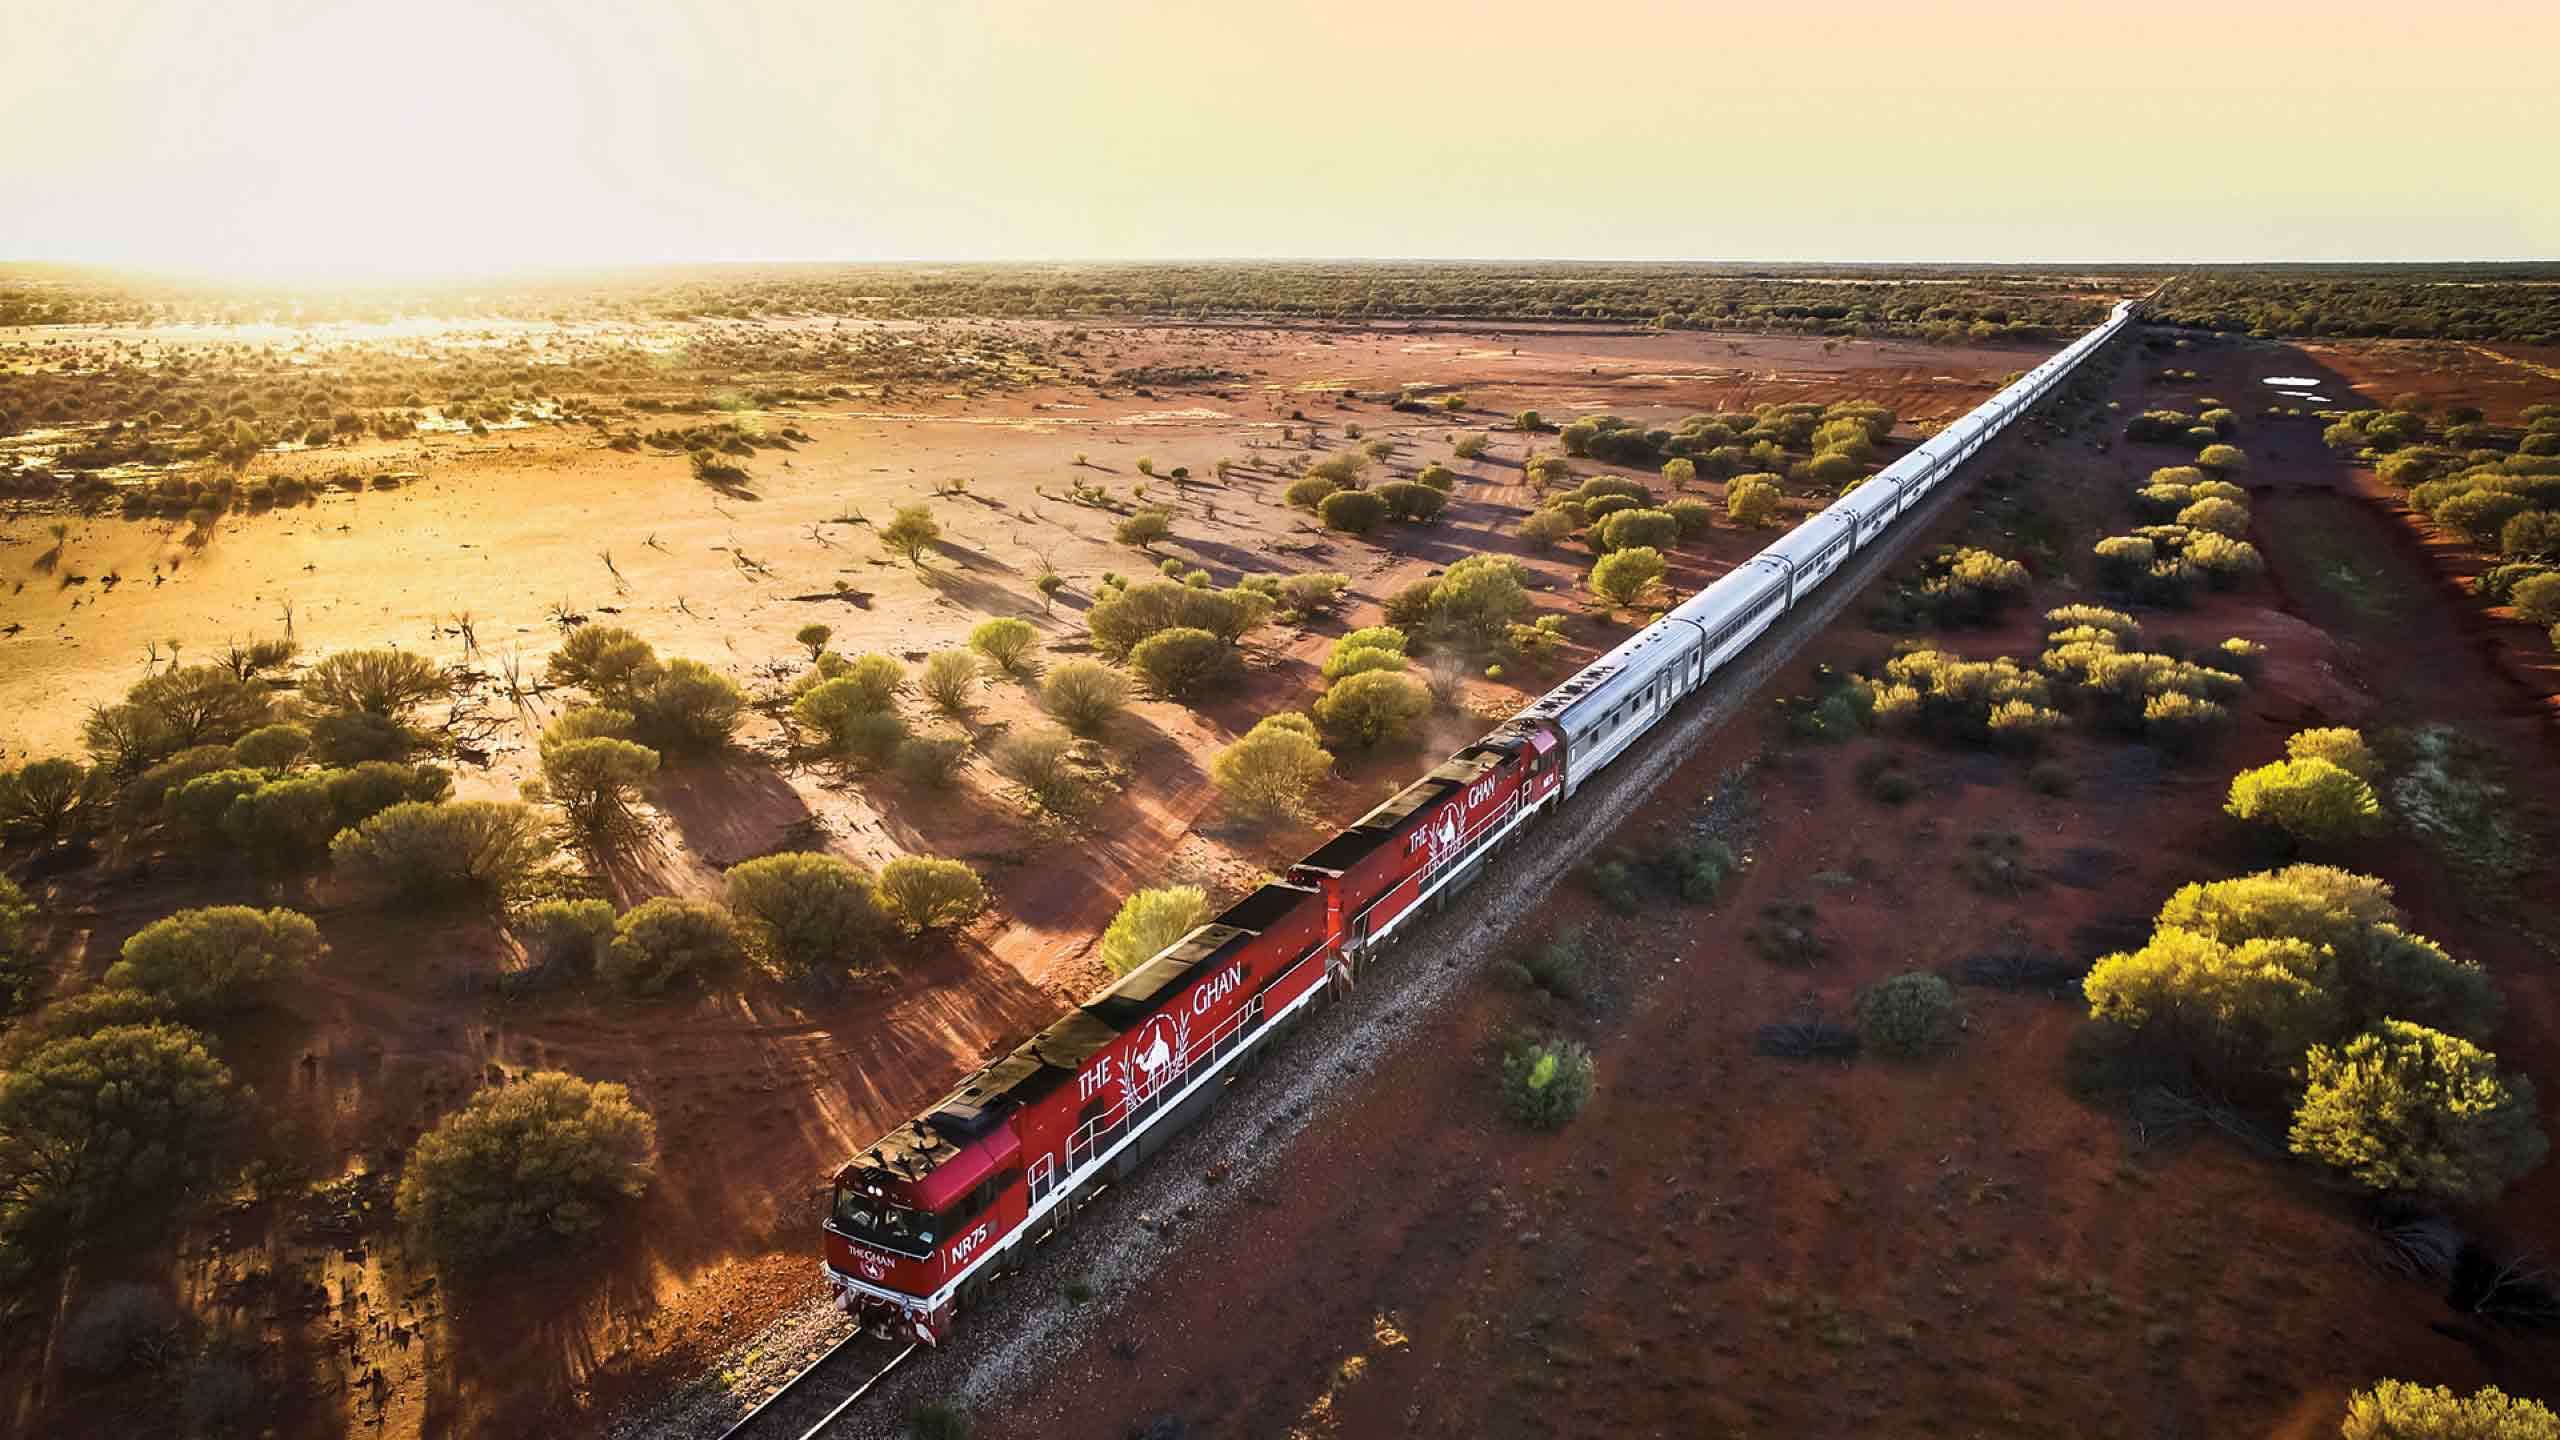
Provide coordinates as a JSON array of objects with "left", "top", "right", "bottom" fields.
[{"left": 646, "top": 753, "right": 820, "bottom": 876}]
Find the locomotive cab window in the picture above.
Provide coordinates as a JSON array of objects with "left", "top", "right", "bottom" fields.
[{"left": 830, "top": 1188, "right": 935, "bottom": 1257}]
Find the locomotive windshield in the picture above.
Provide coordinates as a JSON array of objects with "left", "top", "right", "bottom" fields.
[{"left": 829, "top": 1185, "right": 937, "bottom": 1257}]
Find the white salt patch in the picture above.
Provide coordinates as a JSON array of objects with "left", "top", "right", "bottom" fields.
[{"left": 2262, "top": 375, "right": 2319, "bottom": 386}]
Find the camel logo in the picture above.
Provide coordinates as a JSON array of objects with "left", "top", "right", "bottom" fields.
[
  {"left": 849, "top": 1245, "right": 893, "bottom": 1282},
  {"left": 1432, "top": 807, "right": 1460, "bottom": 855},
  {"left": 1123, "top": 1012, "right": 1187, "bottom": 1105}
]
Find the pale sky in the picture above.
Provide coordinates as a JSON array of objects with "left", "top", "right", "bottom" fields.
[{"left": 3, "top": 0, "right": 2553, "bottom": 277}]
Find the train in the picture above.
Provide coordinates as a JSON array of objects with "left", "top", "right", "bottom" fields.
[{"left": 820, "top": 300, "right": 2140, "bottom": 1346}]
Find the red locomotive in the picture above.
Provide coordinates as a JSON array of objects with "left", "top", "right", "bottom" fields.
[{"left": 823, "top": 727, "right": 1565, "bottom": 1344}]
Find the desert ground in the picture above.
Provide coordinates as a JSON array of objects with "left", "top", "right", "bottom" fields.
[{"left": 1, "top": 307, "right": 2067, "bottom": 1439}]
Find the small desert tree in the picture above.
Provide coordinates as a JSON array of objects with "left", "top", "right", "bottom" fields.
[
  {"left": 1662, "top": 457, "right": 1697, "bottom": 492},
  {"left": 0, "top": 757, "right": 89, "bottom": 849},
  {"left": 0, "top": 876, "right": 34, "bottom": 1017},
  {"left": 794, "top": 624, "right": 833, "bottom": 662},
  {"left": 546, "top": 626, "right": 662, "bottom": 704},
  {"left": 301, "top": 649, "right": 451, "bottom": 721},
  {"left": 1115, "top": 508, "right": 1174, "bottom": 552},
  {"left": 879, "top": 502, "right": 941, "bottom": 566},
  {"left": 602, "top": 898, "right": 744, "bottom": 995},
  {"left": 967, "top": 618, "right": 1039, "bottom": 676},
  {"left": 1318, "top": 488, "right": 1387, "bottom": 535},
  {"left": 876, "top": 857, "right": 989, "bottom": 934},
  {"left": 1212, "top": 713, "right": 1334, "bottom": 821},
  {"left": 395, "top": 1071, "right": 657, "bottom": 1264},
  {"left": 725, "top": 852, "right": 890, "bottom": 975},
  {"left": 536, "top": 734, "right": 660, "bottom": 837},
  {"left": 105, "top": 905, "right": 322, "bottom": 1014},
  {"left": 1589, "top": 547, "right": 1668, "bottom": 611},
  {"left": 1099, "top": 886, "right": 1212, "bottom": 975},
  {"left": 0, "top": 1024, "right": 243, "bottom": 1252},
  {"left": 2225, "top": 757, "right": 2384, "bottom": 847},
  {"left": 2341, "top": 1381, "right": 2559, "bottom": 1440},
  {"left": 2290, "top": 1021, "right": 2546, "bottom": 1205}
]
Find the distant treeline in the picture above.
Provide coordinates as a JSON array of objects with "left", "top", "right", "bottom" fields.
[{"left": 7, "top": 261, "right": 2560, "bottom": 344}]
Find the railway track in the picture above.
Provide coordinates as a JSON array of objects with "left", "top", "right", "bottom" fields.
[{"left": 713, "top": 1335, "right": 919, "bottom": 1440}]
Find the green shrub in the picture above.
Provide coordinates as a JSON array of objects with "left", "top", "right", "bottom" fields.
[
  {"left": 795, "top": 661, "right": 904, "bottom": 746},
  {"left": 2195, "top": 443, "right": 2249, "bottom": 474},
  {"left": 1318, "top": 488, "right": 1387, "bottom": 534},
  {"left": 1086, "top": 580, "right": 1268, "bottom": 657},
  {"left": 0, "top": 757, "right": 89, "bottom": 848},
  {"left": 2225, "top": 757, "right": 2384, "bottom": 847},
  {"left": 1283, "top": 475, "right": 1340, "bottom": 511},
  {"left": 1114, "top": 508, "right": 1173, "bottom": 550},
  {"left": 535, "top": 735, "right": 659, "bottom": 836},
  {"left": 1499, "top": 1035, "right": 1595, "bottom": 1129},
  {"left": 1321, "top": 626, "right": 1408, "bottom": 682},
  {"left": 877, "top": 857, "right": 988, "bottom": 933},
  {"left": 633, "top": 659, "right": 745, "bottom": 751},
  {"left": 603, "top": 898, "right": 743, "bottom": 994},
  {"left": 1855, "top": 973, "right": 1962, "bottom": 1058},
  {"left": 82, "top": 666, "right": 276, "bottom": 776},
  {"left": 2288, "top": 727, "right": 2378, "bottom": 780},
  {"left": 966, "top": 619, "right": 1039, "bottom": 675},
  {"left": 879, "top": 502, "right": 941, "bottom": 565},
  {"left": 725, "top": 853, "right": 888, "bottom": 976},
  {"left": 330, "top": 801, "right": 553, "bottom": 904},
  {"left": 1516, "top": 508, "right": 1575, "bottom": 551},
  {"left": 1664, "top": 497, "right": 1715, "bottom": 540},
  {"left": 231, "top": 723, "right": 311, "bottom": 771},
  {"left": 395, "top": 1071, "right": 656, "bottom": 1263},
  {"left": 893, "top": 734, "right": 971, "bottom": 789},
  {"left": 2290, "top": 1021, "right": 2546, "bottom": 1205},
  {"left": 309, "top": 709, "right": 411, "bottom": 765},
  {"left": 1274, "top": 571, "right": 1352, "bottom": 620},
  {"left": 0, "top": 1024, "right": 242, "bottom": 1249},
  {"left": 218, "top": 773, "right": 340, "bottom": 869},
  {"left": 301, "top": 648, "right": 450, "bottom": 720},
  {"left": 919, "top": 651, "right": 980, "bottom": 715},
  {"left": 2177, "top": 496, "right": 2250, "bottom": 538},
  {"left": 2513, "top": 573, "right": 2560, "bottom": 626},
  {"left": 1376, "top": 480, "right": 1446, "bottom": 522},
  {"left": 1414, "top": 463, "right": 1457, "bottom": 493},
  {"left": 1452, "top": 434, "right": 1489, "bottom": 460},
  {"left": 1129, "top": 627, "right": 1234, "bottom": 701},
  {"left": 1596, "top": 507, "right": 1680, "bottom": 554},
  {"left": 2341, "top": 1381, "right": 2559, "bottom": 1440},
  {"left": 166, "top": 768, "right": 269, "bottom": 845},
  {"left": 1212, "top": 714, "right": 1334, "bottom": 820},
  {"left": 1313, "top": 670, "right": 1431, "bottom": 748},
  {"left": 1588, "top": 547, "right": 1667, "bottom": 609},
  {"left": 522, "top": 899, "right": 616, "bottom": 978},
  {"left": 323, "top": 760, "right": 452, "bottom": 828},
  {"left": 100, "top": 905, "right": 319, "bottom": 1014},
  {"left": 1726, "top": 473, "right": 1782, "bottom": 527},
  {"left": 2501, "top": 510, "right": 2560, "bottom": 561},
  {"left": 1099, "top": 886, "right": 1211, "bottom": 975},
  {"left": 547, "top": 626, "right": 662, "bottom": 702},
  {"left": 2142, "top": 690, "right": 2228, "bottom": 757},
  {"left": 991, "top": 728, "right": 1092, "bottom": 815}
]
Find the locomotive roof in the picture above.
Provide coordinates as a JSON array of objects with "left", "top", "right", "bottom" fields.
[
  {"left": 1295, "top": 745, "right": 1504, "bottom": 874},
  {"left": 1084, "top": 922, "right": 1251, "bottom": 1026}
]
